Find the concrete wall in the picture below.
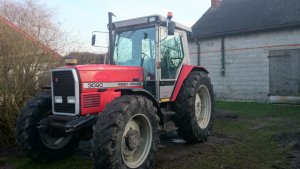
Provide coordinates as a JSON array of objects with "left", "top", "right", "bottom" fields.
[{"left": 188, "top": 27, "right": 300, "bottom": 102}]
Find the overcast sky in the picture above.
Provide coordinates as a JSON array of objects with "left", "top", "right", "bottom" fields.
[{"left": 42, "top": 0, "right": 211, "bottom": 53}]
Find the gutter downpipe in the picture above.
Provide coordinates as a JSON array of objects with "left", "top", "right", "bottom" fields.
[
  {"left": 196, "top": 38, "right": 201, "bottom": 66},
  {"left": 221, "top": 36, "right": 225, "bottom": 76}
]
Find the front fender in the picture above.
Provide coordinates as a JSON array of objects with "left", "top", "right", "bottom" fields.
[{"left": 116, "top": 88, "right": 163, "bottom": 125}]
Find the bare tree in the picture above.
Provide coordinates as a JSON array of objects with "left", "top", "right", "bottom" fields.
[
  {"left": 0, "top": 0, "right": 66, "bottom": 148},
  {"left": 0, "top": 0, "right": 80, "bottom": 54}
]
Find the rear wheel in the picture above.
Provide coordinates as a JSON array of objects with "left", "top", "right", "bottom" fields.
[
  {"left": 92, "top": 95, "right": 160, "bottom": 169},
  {"left": 16, "top": 92, "right": 79, "bottom": 162},
  {"left": 174, "top": 71, "right": 214, "bottom": 143}
]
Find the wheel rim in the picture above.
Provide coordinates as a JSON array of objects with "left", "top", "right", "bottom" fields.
[
  {"left": 121, "top": 114, "right": 152, "bottom": 168},
  {"left": 39, "top": 112, "right": 72, "bottom": 150},
  {"left": 39, "top": 129, "right": 72, "bottom": 150},
  {"left": 195, "top": 85, "right": 212, "bottom": 129}
]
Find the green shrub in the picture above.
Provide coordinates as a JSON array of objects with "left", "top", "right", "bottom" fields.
[{"left": 0, "top": 20, "right": 59, "bottom": 148}]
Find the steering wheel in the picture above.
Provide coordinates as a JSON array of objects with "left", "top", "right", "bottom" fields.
[{"left": 140, "top": 52, "right": 151, "bottom": 67}]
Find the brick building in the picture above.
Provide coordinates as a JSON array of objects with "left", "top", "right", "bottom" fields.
[{"left": 189, "top": 0, "right": 300, "bottom": 103}]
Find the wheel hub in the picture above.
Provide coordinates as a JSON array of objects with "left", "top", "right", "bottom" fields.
[
  {"left": 196, "top": 100, "right": 202, "bottom": 113},
  {"left": 125, "top": 129, "right": 140, "bottom": 151}
]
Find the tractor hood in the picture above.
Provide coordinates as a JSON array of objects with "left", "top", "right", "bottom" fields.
[
  {"left": 73, "top": 64, "right": 141, "bottom": 72},
  {"left": 59, "top": 64, "right": 144, "bottom": 92}
]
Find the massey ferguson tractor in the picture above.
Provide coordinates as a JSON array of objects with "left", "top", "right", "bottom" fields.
[{"left": 16, "top": 12, "right": 214, "bottom": 169}]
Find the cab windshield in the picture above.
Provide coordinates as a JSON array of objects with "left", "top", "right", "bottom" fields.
[{"left": 113, "top": 27, "right": 156, "bottom": 79}]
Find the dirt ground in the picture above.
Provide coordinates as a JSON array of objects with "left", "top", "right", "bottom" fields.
[
  {"left": 76, "top": 120, "right": 236, "bottom": 168},
  {"left": 156, "top": 110, "right": 299, "bottom": 169},
  {"left": 1, "top": 103, "right": 300, "bottom": 169},
  {"left": 155, "top": 110, "right": 238, "bottom": 169},
  {"left": 154, "top": 108, "right": 300, "bottom": 169},
  {"left": 0, "top": 130, "right": 234, "bottom": 169},
  {"left": 156, "top": 134, "right": 234, "bottom": 169},
  {"left": 0, "top": 148, "right": 21, "bottom": 169},
  {"left": 0, "top": 110, "right": 238, "bottom": 169},
  {"left": 68, "top": 108, "right": 300, "bottom": 169},
  {"left": 272, "top": 132, "right": 300, "bottom": 169}
]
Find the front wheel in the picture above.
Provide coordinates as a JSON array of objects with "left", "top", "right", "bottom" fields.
[
  {"left": 16, "top": 92, "right": 79, "bottom": 162},
  {"left": 92, "top": 95, "right": 160, "bottom": 169},
  {"left": 174, "top": 71, "right": 215, "bottom": 143}
]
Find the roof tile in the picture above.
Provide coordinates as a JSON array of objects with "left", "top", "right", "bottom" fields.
[{"left": 192, "top": 0, "right": 300, "bottom": 38}]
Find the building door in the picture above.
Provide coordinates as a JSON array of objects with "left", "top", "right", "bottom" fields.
[{"left": 269, "top": 49, "right": 300, "bottom": 96}]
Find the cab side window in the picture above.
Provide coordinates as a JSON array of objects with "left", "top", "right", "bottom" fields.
[{"left": 160, "top": 30, "right": 184, "bottom": 79}]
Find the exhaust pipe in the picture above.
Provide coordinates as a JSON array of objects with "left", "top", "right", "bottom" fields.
[{"left": 108, "top": 12, "right": 115, "bottom": 65}]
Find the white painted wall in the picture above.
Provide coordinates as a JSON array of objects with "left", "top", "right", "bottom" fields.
[{"left": 188, "top": 28, "right": 300, "bottom": 102}]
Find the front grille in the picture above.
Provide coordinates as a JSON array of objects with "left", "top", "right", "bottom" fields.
[
  {"left": 52, "top": 70, "right": 76, "bottom": 114},
  {"left": 83, "top": 94, "right": 100, "bottom": 108}
]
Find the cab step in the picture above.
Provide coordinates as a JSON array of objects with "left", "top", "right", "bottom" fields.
[{"left": 161, "top": 108, "right": 176, "bottom": 124}]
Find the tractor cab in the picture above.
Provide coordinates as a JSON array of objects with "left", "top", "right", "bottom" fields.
[{"left": 107, "top": 13, "right": 192, "bottom": 101}]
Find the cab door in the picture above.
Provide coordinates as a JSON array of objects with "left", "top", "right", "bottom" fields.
[
  {"left": 158, "top": 27, "right": 185, "bottom": 102},
  {"left": 140, "top": 27, "right": 157, "bottom": 98}
]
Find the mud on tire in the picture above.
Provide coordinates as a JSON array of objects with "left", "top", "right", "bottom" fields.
[
  {"left": 174, "top": 71, "right": 214, "bottom": 143},
  {"left": 16, "top": 92, "right": 79, "bottom": 162},
  {"left": 92, "top": 95, "right": 160, "bottom": 169}
]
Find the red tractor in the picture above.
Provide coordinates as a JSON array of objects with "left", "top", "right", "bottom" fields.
[{"left": 16, "top": 12, "right": 214, "bottom": 169}]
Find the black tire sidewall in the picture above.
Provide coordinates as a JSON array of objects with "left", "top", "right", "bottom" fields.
[
  {"left": 16, "top": 92, "right": 79, "bottom": 162},
  {"left": 92, "top": 95, "right": 160, "bottom": 169},
  {"left": 192, "top": 74, "right": 214, "bottom": 137},
  {"left": 120, "top": 99, "right": 158, "bottom": 169},
  {"left": 175, "top": 71, "right": 215, "bottom": 142}
]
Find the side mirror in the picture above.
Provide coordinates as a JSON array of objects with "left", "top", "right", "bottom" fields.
[{"left": 92, "top": 34, "right": 96, "bottom": 46}]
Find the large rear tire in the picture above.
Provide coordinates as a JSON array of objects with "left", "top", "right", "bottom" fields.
[
  {"left": 92, "top": 95, "right": 160, "bottom": 169},
  {"left": 174, "top": 71, "right": 214, "bottom": 143},
  {"left": 16, "top": 92, "right": 79, "bottom": 162}
]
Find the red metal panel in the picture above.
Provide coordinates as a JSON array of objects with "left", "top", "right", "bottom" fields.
[
  {"left": 170, "top": 65, "right": 206, "bottom": 101},
  {"left": 83, "top": 94, "right": 100, "bottom": 108},
  {"left": 76, "top": 64, "right": 144, "bottom": 115},
  {"left": 74, "top": 64, "right": 144, "bottom": 93},
  {"left": 81, "top": 91, "right": 121, "bottom": 115}
]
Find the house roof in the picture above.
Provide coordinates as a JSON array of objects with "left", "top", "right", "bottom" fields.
[
  {"left": 0, "top": 15, "right": 60, "bottom": 57},
  {"left": 191, "top": 0, "right": 300, "bottom": 38}
]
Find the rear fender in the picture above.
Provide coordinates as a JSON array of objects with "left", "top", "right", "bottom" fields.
[
  {"left": 171, "top": 65, "right": 208, "bottom": 102},
  {"left": 116, "top": 88, "right": 163, "bottom": 125}
]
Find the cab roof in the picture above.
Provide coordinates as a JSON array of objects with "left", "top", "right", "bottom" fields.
[{"left": 113, "top": 14, "right": 192, "bottom": 32}]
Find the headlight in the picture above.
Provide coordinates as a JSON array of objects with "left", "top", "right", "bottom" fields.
[
  {"left": 67, "top": 96, "right": 76, "bottom": 104},
  {"left": 54, "top": 96, "right": 63, "bottom": 103}
]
